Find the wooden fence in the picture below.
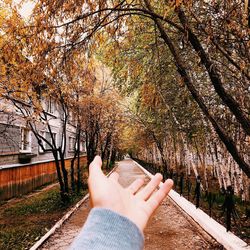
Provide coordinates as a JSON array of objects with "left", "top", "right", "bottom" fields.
[{"left": 0, "top": 156, "right": 87, "bottom": 201}]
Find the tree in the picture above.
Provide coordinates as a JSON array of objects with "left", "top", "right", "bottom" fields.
[
  {"left": 1, "top": 0, "right": 249, "bottom": 198},
  {"left": 0, "top": 5, "right": 91, "bottom": 200},
  {"left": 26, "top": 0, "right": 249, "bottom": 177}
]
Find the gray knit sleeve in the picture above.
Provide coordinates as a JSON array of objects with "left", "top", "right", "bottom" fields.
[{"left": 69, "top": 208, "right": 144, "bottom": 250}]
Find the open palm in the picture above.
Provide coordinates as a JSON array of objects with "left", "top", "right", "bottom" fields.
[{"left": 88, "top": 156, "right": 173, "bottom": 232}]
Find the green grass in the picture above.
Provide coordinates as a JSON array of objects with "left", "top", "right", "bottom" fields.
[
  {"left": 3, "top": 189, "right": 64, "bottom": 216},
  {"left": 0, "top": 186, "right": 87, "bottom": 250},
  {"left": 0, "top": 224, "right": 48, "bottom": 250}
]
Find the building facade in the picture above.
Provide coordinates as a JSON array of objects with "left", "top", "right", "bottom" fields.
[{"left": 0, "top": 97, "right": 86, "bottom": 167}]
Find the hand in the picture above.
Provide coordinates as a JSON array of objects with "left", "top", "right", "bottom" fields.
[{"left": 88, "top": 156, "right": 173, "bottom": 232}]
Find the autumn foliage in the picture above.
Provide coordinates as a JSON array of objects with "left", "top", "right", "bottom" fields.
[{"left": 0, "top": 0, "right": 249, "bottom": 201}]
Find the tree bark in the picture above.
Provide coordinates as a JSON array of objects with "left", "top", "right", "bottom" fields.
[
  {"left": 76, "top": 129, "right": 81, "bottom": 193},
  {"left": 177, "top": 8, "right": 250, "bottom": 136},
  {"left": 144, "top": 0, "right": 250, "bottom": 177},
  {"left": 59, "top": 149, "right": 69, "bottom": 193},
  {"left": 52, "top": 150, "right": 67, "bottom": 200}
]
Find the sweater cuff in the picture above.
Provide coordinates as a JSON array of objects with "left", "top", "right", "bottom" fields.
[{"left": 70, "top": 208, "right": 144, "bottom": 250}]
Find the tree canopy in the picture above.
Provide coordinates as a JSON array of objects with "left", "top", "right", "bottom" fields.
[{"left": 0, "top": 0, "right": 249, "bottom": 200}]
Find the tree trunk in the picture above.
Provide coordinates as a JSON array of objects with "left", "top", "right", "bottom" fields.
[
  {"left": 177, "top": 8, "right": 250, "bottom": 136},
  {"left": 59, "top": 149, "right": 69, "bottom": 194},
  {"left": 143, "top": 1, "right": 250, "bottom": 177},
  {"left": 77, "top": 134, "right": 81, "bottom": 193},
  {"left": 70, "top": 156, "right": 76, "bottom": 192},
  {"left": 53, "top": 150, "right": 65, "bottom": 194}
]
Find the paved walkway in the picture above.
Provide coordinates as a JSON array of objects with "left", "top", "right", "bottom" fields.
[{"left": 40, "top": 159, "right": 221, "bottom": 250}]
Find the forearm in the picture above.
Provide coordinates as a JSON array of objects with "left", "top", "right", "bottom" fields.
[{"left": 70, "top": 208, "right": 144, "bottom": 250}]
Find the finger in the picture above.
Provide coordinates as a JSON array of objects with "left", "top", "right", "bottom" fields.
[
  {"left": 136, "top": 173, "right": 163, "bottom": 200},
  {"left": 145, "top": 179, "right": 173, "bottom": 216},
  {"left": 127, "top": 178, "right": 144, "bottom": 194},
  {"left": 109, "top": 172, "right": 119, "bottom": 182},
  {"left": 88, "top": 156, "right": 105, "bottom": 186},
  {"left": 88, "top": 156, "right": 106, "bottom": 207}
]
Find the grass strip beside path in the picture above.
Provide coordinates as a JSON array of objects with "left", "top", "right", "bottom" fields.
[{"left": 0, "top": 186, "right": 87, "bottom": 250}]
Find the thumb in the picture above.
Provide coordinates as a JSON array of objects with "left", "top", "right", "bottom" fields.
[
  {"left": 88, "top": 155, "right": 105, "bottom": 184},
  {"left": 88, "top": 156, "right": 105, "bottom": 208}
]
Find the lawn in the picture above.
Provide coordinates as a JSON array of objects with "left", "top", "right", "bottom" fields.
[
  {"left": 0, "top": 163, "right": 115, "bottom": 250},
  {"left": 0, "top": 185, "right": 87, "bottom": 250}
]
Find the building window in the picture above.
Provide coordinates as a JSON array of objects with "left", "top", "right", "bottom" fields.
[
  {"left": 20, "top": 128, "right": 31, "bottom": 152},
  {"left": 44, "top": 132, "right": 56, "bottom": 150},
  {"left": 80, "top": 140, "right": 86, "bottom": 152},
  {"left": 69, "top": 137, "right": 75, "bottom": 151},
  {"left": 46, "top": 98, "right": 55, "bottom": 114},
  {"left": 39, "top": 131, "right": 56, "bottom": 152},
  {"left": 68, "top": 111, "right": 77, "bottom": 126}
]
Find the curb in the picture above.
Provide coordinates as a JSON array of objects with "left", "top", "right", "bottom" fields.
[
  {"left": 30, "top": 193, "right": 90, "bottom": 250},
  {"left": 30, "top": 165, "right": 118, "bottom": 250},
  {"left": 133, "top": 160, "right": 249, "bottom": 250}
]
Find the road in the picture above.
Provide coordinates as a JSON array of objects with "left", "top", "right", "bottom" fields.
[{"left": 40, "top": 159, "right": 221, "bottom": 250}]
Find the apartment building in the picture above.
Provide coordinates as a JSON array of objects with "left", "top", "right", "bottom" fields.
[{"left": 0, "top": 96, "right": 86, "bottom": 167}]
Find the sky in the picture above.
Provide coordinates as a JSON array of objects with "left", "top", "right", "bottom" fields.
[{"left": 14, "top": 0, "right": 35, "bottom": 19}]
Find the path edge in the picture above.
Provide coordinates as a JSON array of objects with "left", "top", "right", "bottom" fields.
[
  {"left": 29, "top": 164, "right": 118, "bottom": 250},
  {"left": 133, "top": 160, "right": 249, "bottom": 250}
]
